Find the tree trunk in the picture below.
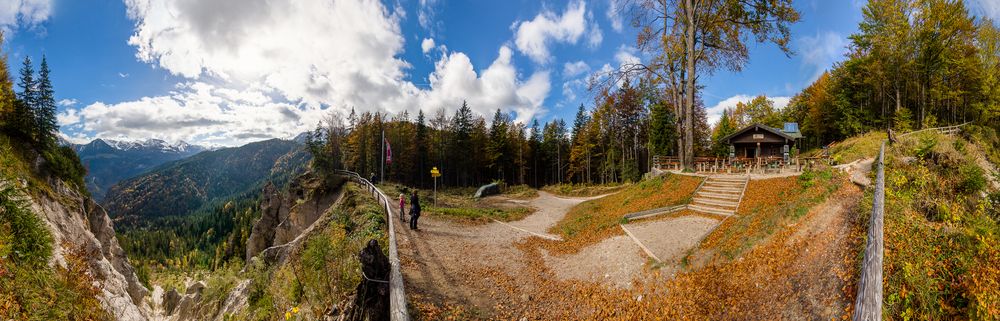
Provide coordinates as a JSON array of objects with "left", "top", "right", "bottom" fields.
[{"left": 682, "top": 0, "right": 696, "bottom": 171}]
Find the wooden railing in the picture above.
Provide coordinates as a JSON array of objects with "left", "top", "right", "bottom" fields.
[
  {"left": 335, "top": 170, "right": 409, "bottom": 321},
  {"left": 852, "top": 141, "right": 886, "bottom": 321},
  {"left": 898, "top": 122, "right": 970, "bottom": 138}
]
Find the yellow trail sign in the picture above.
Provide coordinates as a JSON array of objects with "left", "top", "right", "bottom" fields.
[{"left": 430, "top": 167, "right": 441, "bottom": 177}]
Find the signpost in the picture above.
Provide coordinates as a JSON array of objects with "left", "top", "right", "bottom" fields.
[{"left": 430, "top": 167, "right": 441, "bottom": 206}]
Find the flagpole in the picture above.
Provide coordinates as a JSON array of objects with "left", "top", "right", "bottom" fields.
[{"left": 381, "top": 129, "right": 385, "bottom": 184}]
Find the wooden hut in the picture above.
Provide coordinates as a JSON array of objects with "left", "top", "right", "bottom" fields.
[{"left": 721, "top": 123, "right": 801, "bottom": 160}]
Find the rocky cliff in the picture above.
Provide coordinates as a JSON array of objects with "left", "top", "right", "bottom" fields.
[
  {"left": 23, "top": 177, "right": 151, "bottom": 320},
  {"left": 246, "top": 172, "right": 344, "bottom": 262}
]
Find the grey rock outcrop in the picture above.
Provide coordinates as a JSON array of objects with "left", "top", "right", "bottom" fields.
[
  {"left": 246, "top": 173, "right": 343, "bottom": 261},
  {"left": 26, "top": 177, "right": 150, "bottom": 320}
]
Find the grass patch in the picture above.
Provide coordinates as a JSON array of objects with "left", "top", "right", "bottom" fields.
[
  {"left": 541, "top": 182, "right": 628, "bottom": 197},
  {"left": 826, "top": 131, "right": 886, "bottom": 165},
  {"left": 425, "top": 206, "right": 534, "bottom": 223},
  {"left": 698, "top": 169, "right": 841, "bottom": 262},
  {"left": 543, "top": 174, "right": 702, "bottom": 254},
  {"left": 378, "top": 183, "right": 535, "bottom": 224}
]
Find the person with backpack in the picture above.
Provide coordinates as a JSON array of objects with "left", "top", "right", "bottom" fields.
[{"left": 409, "top": 191, "right": 421, "bottom": 230}]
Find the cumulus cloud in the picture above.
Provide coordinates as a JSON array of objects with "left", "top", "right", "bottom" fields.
[
  {"left": 706, "top": 95, "right": 791, "bottom": 125},
  {"left": 421, "top": 38, "right": 436, "bottom": 54},
  {"left": 512, "top": 0, "right": 601, "bottom": 64},
  {"left": 63, "top": 82, "right": 325, "bottom": 146},
  {"left": 419, "top": 46, "right": 550, "bottom": 124},
  {"left": 0, "top": 0, "right": 52, "bottom": 32},
  {"left": 77, "top": 0, "right": 551, "bottom": 146},
  {"left": 799, "top": 31, "right": 848, "bottom": 84}
]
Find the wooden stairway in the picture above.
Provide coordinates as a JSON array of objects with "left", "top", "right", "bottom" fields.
[{"left": 688, "top": 176, "right": 749, "bottom": 217}]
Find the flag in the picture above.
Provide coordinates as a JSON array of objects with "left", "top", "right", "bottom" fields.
[{"left": 385, "top": 136, "right": 392, "bottom": 164}]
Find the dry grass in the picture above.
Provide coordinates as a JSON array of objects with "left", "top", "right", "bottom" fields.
[
  {"left": 540, "top": 174, "right": 702, "bottom": 255},
  {"left": 696, "top": 170, "right": 841, "bottom": 264}
]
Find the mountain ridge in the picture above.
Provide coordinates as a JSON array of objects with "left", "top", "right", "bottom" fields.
[{"left": 102, "top": 138, "right": 311, "bottom": 226}]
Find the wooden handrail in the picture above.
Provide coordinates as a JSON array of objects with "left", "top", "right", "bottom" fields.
[
  {"left": 335, "top": 170, "right": 409, "bottom": 321},
  {"left": 852, "top": 141, "right": 886, "bottom": 321}
]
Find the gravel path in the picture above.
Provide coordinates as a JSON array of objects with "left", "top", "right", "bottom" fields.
[
  {"left": 624, "top": 215, "right": 719, "bottom": 263},
  {"left": 394, "top": 191, "right": 606, "bottom": 314}
]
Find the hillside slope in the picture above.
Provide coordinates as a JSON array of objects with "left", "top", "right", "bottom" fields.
[
  {"left": 70, "top": 138, "right": 207, "bottom": 201},
  {"left": 0, "top": 134, "right": 150, "bottom": 320},
  {"left": 103, "top": 138, "right": 309, "bottom": 225}
]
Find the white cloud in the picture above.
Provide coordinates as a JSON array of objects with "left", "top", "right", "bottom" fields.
[
  {"left": 56, "top": 108, "right": 80, "bottom": 126},
  {"left": 419, "top": 46, "right": 550, "bottom": 124},
  {"left": 799, "top": 31, "right": 848, "bottom": 84},
  {"left": 421, "top": 38, "right": 436, "bottom": 54},
  {"left": 706, "top": 95, "right": 791, "bottom": 125},
  {"left": 562, "top": 60, "right": 590, "bottom": 78},
  {"left": 98, "top": 0, "right": 551, "bottom": 146},
  {"left": 606, "top": 0, "right": 623, "bottom": 32},
  {"left": 57, "top": 98, "right": 77, "bottom": 107},
  {"left": 0, "top": 0, "right": 52, "bottom": 32},
  {"left": 512, "top": 0, "right": 601, "bottom": 64},
  {"left": 63, "top": 82, "right": 324, "bottom": 146}
]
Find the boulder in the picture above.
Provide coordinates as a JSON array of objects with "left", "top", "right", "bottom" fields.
[{"left": 474, "top": 183, "right": 500, "bottom": 198}]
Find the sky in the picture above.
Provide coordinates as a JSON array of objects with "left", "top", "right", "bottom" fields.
[{"left": 1, "top": 0, "right": 998, "bottom": 147}]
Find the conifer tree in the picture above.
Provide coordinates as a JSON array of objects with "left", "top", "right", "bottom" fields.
[
  {"left": 36, "top": 55, "right": 57, "bottom": 145},
  {"left": 13, "top": 56, "right": 36, "bottom": 139}
]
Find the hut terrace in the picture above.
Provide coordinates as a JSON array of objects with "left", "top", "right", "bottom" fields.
[{"left": 653, "top": 123, "right": 820, "bottom": 174}]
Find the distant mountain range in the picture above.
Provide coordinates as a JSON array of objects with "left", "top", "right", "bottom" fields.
[
  {"left": 101, "top": 138, "right": 311, "bottom": 225},
  {"left": 71, "top": 138, "right": 210, "bottom": 200}
]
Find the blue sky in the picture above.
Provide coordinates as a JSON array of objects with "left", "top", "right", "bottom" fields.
[{"left": 1, "top": 0, "right": 998, "bottom": 146}]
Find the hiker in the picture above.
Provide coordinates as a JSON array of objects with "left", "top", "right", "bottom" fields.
[
  {"left": 369, "top": 172, "right": 376, "bottom": 184},
  {"left": 398, "top": 193, "right": 406, "bottom": 222},
  {"left": 409, "top": 191, "right": 421, "bottom": 230}
]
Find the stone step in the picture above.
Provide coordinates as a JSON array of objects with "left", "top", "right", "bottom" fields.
[
  {"left": 693, "top": 198, "right": 739, "bottom": 208},
  {"left": 701, "top": 186, "right": 743, "bottom": 193},
  {"left": 708, "top": 176, "right": 748, "bottom": 183},
  {"left": 688, "top": 204, "right": 735, "bottom": 217},
  {"left": 696, "top": 191, "right": 741, "bottom": 200},
  {"left": 704, "top": 181, "right": 745, "bottom": 188}
]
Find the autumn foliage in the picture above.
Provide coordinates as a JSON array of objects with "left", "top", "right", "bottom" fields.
[{"left": 546, "top": 173, "right": 701, "bottom": 254}]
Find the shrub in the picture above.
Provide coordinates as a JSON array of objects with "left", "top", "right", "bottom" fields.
[
  {"left": 957, "top": 165, "right": 986, "bottom": 195},
  {"left": 0, "top": 184, "right": 53, "bottom": 267},
  {"left": 40, "top": 145, "right": 86, "bottom": 192}
]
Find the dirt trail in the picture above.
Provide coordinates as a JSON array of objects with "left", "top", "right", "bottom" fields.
[
  {"left": 394, "top": 191, "right": 603, "bottom": 316},
  {"left": 394, "top": 183, "right": 863, "bottom": 319}
]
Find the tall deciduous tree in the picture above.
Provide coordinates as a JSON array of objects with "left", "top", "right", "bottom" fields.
[{"left": 619, "top": 0, "right": 799, "bottom": 170}]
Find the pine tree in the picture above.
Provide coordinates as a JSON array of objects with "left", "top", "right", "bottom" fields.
[
  {"left": 13, "top": 56, "right": 36, "bottom": 140},
  {"left": 488, "top": 108, "right": 510, "bottom": 181},
  {"left": 414, "top": 109, "right": 428, "bottom": 187},
  {"left": 649, "top": 100, "right": 677, "bottom": 156},
  {"left": 35, "top": 55, "right": 57, "bottom": 146}
]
